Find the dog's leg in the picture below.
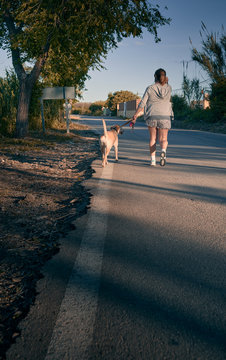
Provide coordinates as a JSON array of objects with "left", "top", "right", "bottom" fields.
[
  {"left": 101, "top": 144, "right": 106, "bottom": 167},
  {"left": 104, "top": 147, "right": 111, "bottom": 166},
  {"left": 102, "top": 147, "right": 107, "bottom": 167},
  {"left": 103, "top": 153, "right": 107, "bottom": 167},
  {"left": 114, "top": 145, "right": 118, "bottom": 162},
  {"left": 102, "top": 147, "right": 108, "bottom": 167},
  {"left": 102, "top": 152, "right": 105, "bottom": 167},
  {"left": 114, "top": 138, "right": 118, "bottom": 162}
]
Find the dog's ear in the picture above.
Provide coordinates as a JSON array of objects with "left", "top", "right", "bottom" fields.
[
  {"left": 120, "top": 128, "right": 124, "bottom": 135},
  {"left": 110, "top": 124, "right": 123, "bottom": 134}
]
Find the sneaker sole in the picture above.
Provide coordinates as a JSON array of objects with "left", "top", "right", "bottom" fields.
[
  {"left": 160, "top": 151, "right": 166, "bottom": 166},
  {"left": 160, "top": 158, "right": 166, "bottom": 166}
]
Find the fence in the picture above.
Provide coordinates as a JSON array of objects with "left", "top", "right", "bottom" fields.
[{"left": 117, "top": 99, "right": 141, "bottom": 118}]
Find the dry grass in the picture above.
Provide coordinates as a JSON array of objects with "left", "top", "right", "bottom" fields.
[
  {"left": 173, "top": 119, "right": 226, "bottom": 134},
  {"left": 0, "top": 123, "right": 93, "bottom": 153}
]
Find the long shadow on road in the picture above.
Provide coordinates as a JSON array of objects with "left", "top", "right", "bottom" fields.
[
  {"left": 43, "top": 208, "right": 226, "bottom": 359},
  {"left": 93, "top": 177, "right": 226, "bottom": 205}
]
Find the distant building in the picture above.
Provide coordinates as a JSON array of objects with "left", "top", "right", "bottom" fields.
[
  {"left": 191, "top": 92, "right": 210, "bottom": 109},
  {"left": 203, "top": 92, "right": 210, "bottom": 109},
  {"left": 117, "top": 99, "right": 141, "bottom": 118}
]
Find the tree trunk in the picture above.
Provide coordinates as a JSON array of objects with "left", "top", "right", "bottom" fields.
[
  {"left": 3, "top": 12, "right": 51, "bottom": 137},
  {"left": 15, "top": 78, "right": 33, "bottom": 138}
]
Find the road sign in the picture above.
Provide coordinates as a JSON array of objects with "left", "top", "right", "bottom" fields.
[
  {"left": 41, "top": 87, "right": 75, "bottom": 100},
  {"left": 40, "top": 87, "right": 75, "bottom": 133}
]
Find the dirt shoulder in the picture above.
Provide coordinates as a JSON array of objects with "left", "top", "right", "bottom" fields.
[{"left": 0, "top": 124, "right": 99, "bottom": 359}]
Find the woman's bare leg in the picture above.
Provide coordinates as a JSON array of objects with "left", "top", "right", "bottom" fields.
[
  {"left": 158, "top": 128, "right": 169, "bottom": 166},
  {"left": 148, "top": 127, "right": 158, "bottom": 156},
  {"left": 158, "top": 128, "right": 168, "bottom": 151}
]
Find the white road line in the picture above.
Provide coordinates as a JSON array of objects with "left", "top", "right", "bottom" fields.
[{"left": 45, "top": 164, "right": 113, "bottom": 360}]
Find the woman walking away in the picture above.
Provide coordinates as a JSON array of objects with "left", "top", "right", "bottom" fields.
[{"left": 132, "top": 68, "right": 173, "bottom": 166}]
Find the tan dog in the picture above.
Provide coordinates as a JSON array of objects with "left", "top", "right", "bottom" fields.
[{"left": 100, "top": 119, "right": 123, "bottom": 167}]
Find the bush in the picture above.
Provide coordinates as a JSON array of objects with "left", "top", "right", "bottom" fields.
[
  {"left": 89, "top": 103, "right": 102, "bottom": 114},
  {"left": 171, "top": 95, "right": 190, "bottom": 120},
  {"left": 0, "top": 70, "right": 65, "bottom": 135},
  {"left": 210, "top": 78, "right": 226, "bottom": 121},
  {"left": 84, "top": 110, "right": 91, "bottom": 115},
  {"left": 0, "top": 70, "right": 19, "bottom": 135},
  {"left": 71, "top": 109, "right": 81, "bottom": 115},
  {"left": 29, "top": 82, "right": 65, "bottom": 130},
  {"left": 106, "top": 90, "right": 140, "bottom": 116},
  {"left": 186, "top": 107, "right": 213, "bottom": 123},
  {"left": 72, "top": 102, "right": 91, "bottom": 114},
  {"left": 28, "top": 82, "right": 43, "bottom": 130}
]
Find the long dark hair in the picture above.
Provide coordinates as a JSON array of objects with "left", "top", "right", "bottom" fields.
[{"left": 154, "top": 68, "right": 166, "bottom": 82}]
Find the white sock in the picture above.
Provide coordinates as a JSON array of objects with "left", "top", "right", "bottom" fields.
[
  {"left": 151, "top": 155, "right": 156, "bottom": 163},
  {"left": 161, "top": 149, "right": 166, "bottom": 153}
]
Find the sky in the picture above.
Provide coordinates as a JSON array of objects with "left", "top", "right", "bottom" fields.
[{"left": 0, "top": 0, "right": 225, "bottom": 102}]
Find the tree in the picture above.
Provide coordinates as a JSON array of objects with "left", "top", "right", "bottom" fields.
[
  {"left": 182, "top": 76, "right": 193, "bottom": 105},
  {"left": 171, "top": 94, "right": 189, "bottom": 119},
  {"left": 0, "top": 69, "right": 19, "bottom": 134},
  {"left": 182, "top": 75, "right": 201, "bottom": 106},
  {"left": 209, "top": 78, "right": 226, "bottom": 121},
  {"left": 190, "top": 23, "right": 226, "bottom": 120},
  {"left": 0, "top": 1, "right": 170, "bottom": 137},
  {"left": 191, "top": 23, "right": 226, "bottom": 83},
  {"left": 89, "top": 103, "right": 103, "bottom": 115},
  {"left": 192, "top": 78, "right": 202, "bottom": 106},
  {"left": 106, "top": 90, "right": 140, "bottom": 115}
]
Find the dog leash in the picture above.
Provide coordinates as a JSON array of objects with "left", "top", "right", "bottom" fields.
[{"left": 120, "top": 118, "right": 135, "bottom": 129}]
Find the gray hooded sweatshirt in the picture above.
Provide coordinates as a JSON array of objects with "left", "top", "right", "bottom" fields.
[{"left": 138, "top": 83, "right": 174, "bottom": 121}]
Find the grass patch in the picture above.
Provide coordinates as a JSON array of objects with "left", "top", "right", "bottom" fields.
[
  {"left": 0, "top": 123, "right": 92, "bottom": 153},
  {"left": 52, "top": 119, "right": 89, "bottom": 131},
  {"left": 173, "top": 119, "right": 226, "bottom": 134},
  {"left": 0, "top": 137, "right": 54, "bottom": 151}
]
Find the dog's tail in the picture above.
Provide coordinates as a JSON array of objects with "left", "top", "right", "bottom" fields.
[{"left": 102, "top": 119, "right": 108, "bottom": 138}]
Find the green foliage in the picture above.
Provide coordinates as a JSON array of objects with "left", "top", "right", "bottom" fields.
[
  {"left": 192, "top": 78, "right": 202, "bottom": 105},
  {"left": 0, "top": 1, "right": 170, "bottom": 88},
  {"left": 0, "top": 0, "right": 170, "bottom": 136},
  {"left": 94, "top": 100, "right": 106, "bottom": 107},
  {"left": 191, "top": 23, "right": 226, "bottom": 83},
  {"left": 28, "top": 82, "right": 64, "bottom": 130},
  {"left": 171, "top": 95, "right": 190, "bottom": 120},
  {"left": 171, "top": 94, "right": 215, "bottom": 123},
  {"left": 190, "top": 24, "right": 226, "bottom": 122},
  {"left": 182, "top": 75, "right": 202, "bottom": 106},
  {"left": 72, "top": 102, "right": 91, "bottom": 115},
  {"left": 0, "top": 70, "right": 19, "bottom": 135},
  {"left": 0, "top": 70, "right": 64, "bottom": 135},
  {"left": 182, "top": 76, "right": 193, "bottom": 105},
  {"left": 43, "top": 100, "right": 65, "bottom": 129},
  {"left": 89, "top": 103, "right": 103, "bottom": 115},
  {"left": 172, "top": 93, "right": 224, "bottom": 125},
  {"left": 71, "top": 109, "right": 82, "bottom": 115},
  {"left": 106, "top": 90, "right": 140, "bottom": 115},
  {"left": 186, "top": 107, "right": 213, "bottom": 123},
  {"left": 209, "top": 78, "right": 226, "bottom": 121}
]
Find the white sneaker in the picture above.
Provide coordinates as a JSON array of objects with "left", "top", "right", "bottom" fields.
[
  {"left": 150, "top": 159, "right": 156, "bottom": 167},
  {"left": 160, "top": 151, "right": 166, "bottom": 166}
]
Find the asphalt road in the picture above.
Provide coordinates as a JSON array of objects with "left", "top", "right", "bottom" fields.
[{"left": 7, "top": 116, "right": 226, "bottom": 360}]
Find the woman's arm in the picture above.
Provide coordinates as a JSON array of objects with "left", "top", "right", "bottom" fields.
[
  {"left": 131, "top": 87, "right": 149, "bottom": 123},
  {"left": 132, "top": 107, "right": 144, "bottom": 122}
]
